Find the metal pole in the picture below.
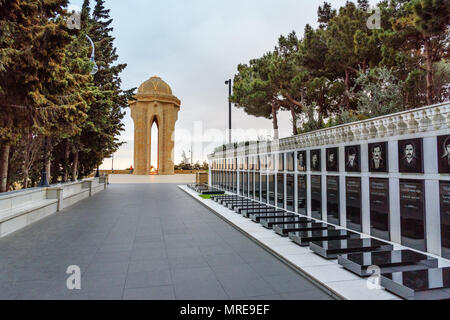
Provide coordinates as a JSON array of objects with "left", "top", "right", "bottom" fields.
[
  {"left": 111, "top": 154, "right": 114, "bottom": 174},
  {"left": 225, "top": 79, "right": 232, "bottom": 144},
  {"left": 38, "top": 136, "right": 50, "bottom": 187}
]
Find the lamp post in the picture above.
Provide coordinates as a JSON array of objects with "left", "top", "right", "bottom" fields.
[{"left": 225, "top": 79, "right": 232, "bottom": 144}]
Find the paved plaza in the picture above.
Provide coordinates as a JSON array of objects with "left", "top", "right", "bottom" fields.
[{"left": 0, "top": 182, "right": 332, "bottom": 300}]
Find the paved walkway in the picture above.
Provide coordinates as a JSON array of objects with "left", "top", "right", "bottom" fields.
[{"left": 0, "top": 183, "right": 332, "bottom": 300}]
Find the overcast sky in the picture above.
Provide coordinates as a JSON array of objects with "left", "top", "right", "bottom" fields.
[{"left": 68, "top": 0, "right": 375, "bottom": 170}]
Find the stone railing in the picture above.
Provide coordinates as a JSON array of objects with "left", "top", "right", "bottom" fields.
[
  {"left": 0, "top": 176, "right": 108, "bottom": 237},
  {"left": 209, "top": 101, "right": 449, "bottom": 159}
]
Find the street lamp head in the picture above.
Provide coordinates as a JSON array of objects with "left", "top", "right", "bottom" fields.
[{"left": 225, "top": 80, "right": 229, "bottom": 85}]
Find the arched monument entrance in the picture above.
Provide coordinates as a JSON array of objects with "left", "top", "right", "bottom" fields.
[{"left": 129, "top": 76, "right": 181, "bottom": 175}]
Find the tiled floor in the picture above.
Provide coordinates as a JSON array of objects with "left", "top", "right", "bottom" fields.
[{"left": 0, "top": 183, "right": 332, "bottom": 300}]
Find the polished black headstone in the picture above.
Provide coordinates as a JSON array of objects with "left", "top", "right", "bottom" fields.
[
  {"left": 311, "top": 175, "right": 322, "bottom": 220},
  {"left": 327, "top": 176, "right": 340, "bottom": 225},
  {"left": 288, "top": 229, "right": 360, "bottom": 245},
  {"left": 369, "top": 178, "right": 390, "bottom": 241},
  {"left": 345, "top": 145, "right": 361, "bottom": 172},
  {"left": 346, "top": 177, "right": 362, "bottom": 232},
  {"left": 274, "top": 222, "right": 335, "bottom": 237},
  {"left": 260, "top": 216, "right": 311, "bottom": 230},
  {"left": 399, "top": 179, "right": 426, "bottom": 252},
  {"left": 310, "top": 150, "right": 321, "bottom": 172},
  {"left": 326, "top": 147, "right": 339, "bottom": 172},
  {"left": 310, "top": 238, "right": 393, "bottom": 259},
  {"left": 297, "top": 175, "right": 307, "bottom": 215},
  {"left": 338, "top": 250, "right": 438, "bottom": 277},
  {"left": 381, "top": 268, "right": 450, "bottom": 300}
]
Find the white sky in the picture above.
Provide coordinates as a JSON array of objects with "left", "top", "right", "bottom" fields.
[{"left": 68, "top": 0, "right": 377, "bottom": 170}]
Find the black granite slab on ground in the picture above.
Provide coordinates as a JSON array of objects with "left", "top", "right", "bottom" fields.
[
  {"left": 235, "top": 205, "right": 270, "bottom": 214},
  {"left": 338, "top": 250, "right": 439, "bottom": 277},
  {"left": 380, "top": 268, "right": 450, "bottom": 300},
  {"left": 310, "top": 238, "right": 393, "bottom": 259},
  {"left": 274, "top": 223, "right": 335, "bottom": 237},
  {"left": 287, "top": 229, "right": 358, "bottom": 243},
  {"left": 188, "top": 184, "right": 225, "bottom": 195},
  {"left": 242, "top": 209, "right": 285, "bottom": 218},
  {"left": 260, "top": 217, "right": 312, "bottom": 230},
  {"left": 251, "top": 212, "right": 295, "bottom": 223},
  {"left": 227, "top": 201, "right": 256, "bottom": 210}
]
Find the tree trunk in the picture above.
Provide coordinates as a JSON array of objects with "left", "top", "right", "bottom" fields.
[
  {"left": 72, "top": 150, "right": 79, "bottom": 181},
  {"left": 0, "top": 144, "right": 10, "bottom": 193},
  {"left": 424, "top": 37, "right": 434, "bottom": 105},
  {"left": 345, "top": 68, "right": 350, "bottom": 109},
  {"left": 63, "top": 140, "right": 70, "bottom": 182},
  {"left": 23, "top": 168, "right": 29, "bottom": 189},
  {"left": 271, "top": 105, "right": 279, "bottom": 140},
  {"left": 290, "top": 106, "right": 298, "bottom": 136}
]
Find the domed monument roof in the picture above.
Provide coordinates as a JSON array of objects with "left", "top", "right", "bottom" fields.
[
  {"left": 133, "top": 76, "right": 180, "bottom": 107},
  {"left": 138, "top": 76, "right": 173, "bottom": 95}
]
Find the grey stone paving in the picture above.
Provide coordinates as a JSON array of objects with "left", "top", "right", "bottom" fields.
[{"left": 0, "top": 183, "right": 333, "bottom": 300}]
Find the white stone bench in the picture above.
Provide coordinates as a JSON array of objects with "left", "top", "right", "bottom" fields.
[{"left": 0, "top": 176, "right": 108, "bottom": 237}]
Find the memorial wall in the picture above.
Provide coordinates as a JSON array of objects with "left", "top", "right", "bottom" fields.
[{"left": 209, "top": 102, "right": 450, "bottom": 259}]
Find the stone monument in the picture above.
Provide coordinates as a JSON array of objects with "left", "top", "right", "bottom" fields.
[{"left": 129, "top": 76, "right": 181, "bottom": 175}]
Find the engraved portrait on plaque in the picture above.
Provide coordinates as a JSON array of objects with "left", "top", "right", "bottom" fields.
[
  {"left": 345, "top": 145, "right": 361, "bottom": 172},
  {"left": 326, "top": 148, "right": 339, "bottom": 172},
  {"left": 297, "top": 151, "right": 307, "bottom": 172},
  {"left": 369, "top": 142, "right": 388, "bottom": 172},
  {"left": 310, "top": 150, "right": 321, "bottom": 172},
  {"left": 438, "top": 135, "right": 450, "bottom": 174},
  {"left": 398, "top": 138, "right": 423, "bottom": 173}
]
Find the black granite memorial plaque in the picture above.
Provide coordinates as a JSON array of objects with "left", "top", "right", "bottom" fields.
[
  {"left": 438, "top": 135, "right": 450, "bottom": 174},
  {"left": 326, "top": 148, "right": 339, "bottom": 172},
  {"left": 244, "top": 157, "right": 248, "bottom": 170},
  {"left": 261, "top": 174, "right": 268, "bottom": 203},
  {"left": 286, "top": 152, "right": 294, "bottom": 172},
  {"left": 289, "top": 229, "right": 360, "bottom": 245},
  {"left": 249, "top": 172, "right": 254, "bottom": 198},
  {"left": 297, "top": 151, "right": 307, "bottom": 172},
  {"left": 268, "top": 154, "right": 275, "bottom": 171},
  {"left": 327, "top": 176, "right": 340, "bottom": 225},
  {"left": 310, "top": 238, "right": 393, "bottom": 259},
  {"left": 311, "top": 175, "right": 322, "bottom": 220},
  {"left": 398, "top": 138, "right": 424, "bottom": 173},
  {"left": 239, "top": 172, "right": 243, "bottom": 195},
  {"left": 345, "top": 145, "right": 361, "bottom": 172},
  {"left": 297, "top": 175, "right": 307, "bottom": 215},
  {"left": 278, "top": 153, "right": 285, "bottom": 171},
  {"left": 381, "top": 268, "right": 450, "bottom": 300},
  {"left": 254, "top": 173, "right": 260, "bottom": 200},
  {"left": 368, "top": 142, "right": 388, "bottom": 172},
  {"left": 370, "top": 178, "right": 390, "bottom": 241},
  {"left": 255, "top": 156, "right": 260, "bottom": 171},
  {"left": 236, "top": 204, "right": 269, "bottom": 214},
  {"left": 268, "top": 174, "right": 275, "bottom": 205},
  {"left": 346, "top": 177, "right": 362, "bottom": 232},
  {"left": 286, "top": 174, "right": 295, "bottom": 211},
  {"left": 243, "top": 172, "right": 248, "bottom": 197},
  {"left": 400, "top": 179, "right": 426, "bottom": 252},
  {"left": 440, "top": 181, "right": 450, "bottom": 260},
  {"left": 277, "top": 173, "right": 285, "bottom": 209},
  {"left": 338, "top": 250, "right": 438, "bottom": 277},
  {"left": 310, "top": 150, "right": 321, "bottom": 172}
]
